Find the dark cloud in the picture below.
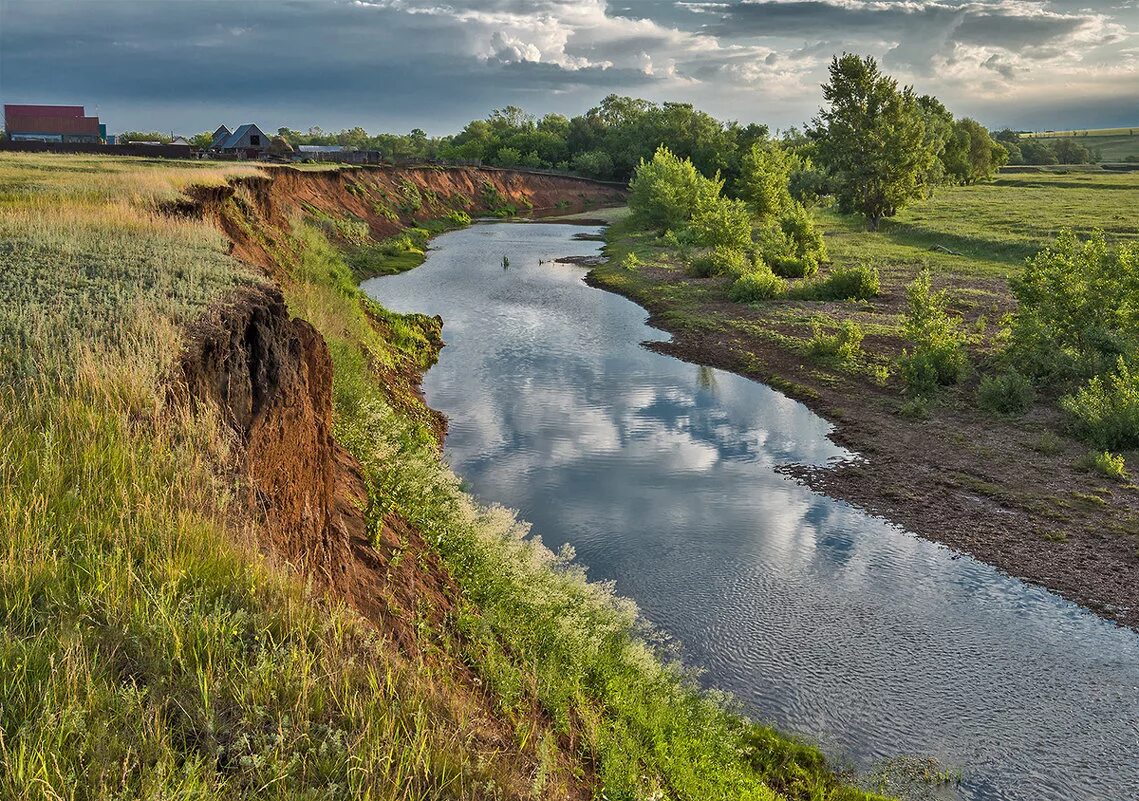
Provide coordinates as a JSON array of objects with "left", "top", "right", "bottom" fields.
[{"left": 0, "top": 0, "right": 1134, "bottom": 134}]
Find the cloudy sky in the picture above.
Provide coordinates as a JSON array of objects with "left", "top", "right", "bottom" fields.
[{"left": 1, "top": 0, "right": 1136, "bottom": 136}]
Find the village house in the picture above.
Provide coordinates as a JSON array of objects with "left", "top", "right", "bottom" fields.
[{"left": 209, "top": 123, "right": 271, "bottom": 158}]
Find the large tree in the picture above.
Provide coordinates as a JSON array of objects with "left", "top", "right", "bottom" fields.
[{"left": 809, "top": 54, "right": 937, "bottom": 229}]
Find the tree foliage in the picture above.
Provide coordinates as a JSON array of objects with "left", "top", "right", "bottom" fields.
[{"left": 809, "top": 54, "right": 938, "bottom": 229}]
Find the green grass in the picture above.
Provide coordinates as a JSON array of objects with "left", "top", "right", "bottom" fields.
[
  {"left": 0, "top": 153, "right": 886, "bottom": 801},
  {"left": 1021, "top": 128, "right": 1139, "bottom": 161}
]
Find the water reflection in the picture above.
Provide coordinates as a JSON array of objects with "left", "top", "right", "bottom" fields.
[{"left": 362, "top": 222, "right": 1139, "bottom": 801}]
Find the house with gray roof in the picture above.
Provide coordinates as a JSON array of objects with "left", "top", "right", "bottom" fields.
[{"left": 209, "top": 123, "right": 270, "bottom": 158}]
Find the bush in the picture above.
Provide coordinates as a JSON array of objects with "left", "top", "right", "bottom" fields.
[
  {"left": 754, "top": 203, "right": 827, "bottom": 277},
  {"left": 897, "top": 269, "right": 968, "bottom": 397},
  {"left": 689, "top": 246, "right": 748, "bottom": 278},
  {"left": 790, "top": 264, "right": 880, "bottom": 300},
  {"left": 1084, "top": 450, "right": 1129, "bottom": 480},
  {"left": 977, "top": 371, "right": 1035, "bottom": 416},
  {"left": 689, "top": 195, "right": 754, "bottom": 250},
  {"left": 771, "top": 254, "right": 819, "bottom": 279},
  {"left": 443, "top": 209, "right": 472, "bottom": 227},
  {"left": 628, "top": 146, "right": 723, "bottom": 233},
  {"left": 737, "top": 142, "right": 794, "bottom": 218},
  {"left": 807, "top": 320, "right": 864, "bottom": 365},
  {"left": 1060, "top": 357, "right": 1139, "bottom": 450},
  {"left": 779, "top": 202, "right": 828, "bottom": 263},
  {"left": 1010, "top": 230, "right": 1138, "bottom": 381},
  {"left": 729, "top": 269, "right": 787, "bottom": 303}
]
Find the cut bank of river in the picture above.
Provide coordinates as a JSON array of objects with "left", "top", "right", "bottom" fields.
[{"left": 362, "top": 222, "right": 1139, "bottom": 801}]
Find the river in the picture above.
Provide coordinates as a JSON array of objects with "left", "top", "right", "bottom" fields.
[{"left": 361, "top": 221, "right": 1139, "bottom": 801}]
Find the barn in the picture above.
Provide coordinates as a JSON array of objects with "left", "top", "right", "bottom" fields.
[{"left": 4, "top": 104, "right": 103, "bottom": 143}]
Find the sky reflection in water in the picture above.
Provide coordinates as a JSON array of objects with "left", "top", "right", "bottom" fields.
[{"left": 363, "top": 223, "right": 1139, "bottom": 801}]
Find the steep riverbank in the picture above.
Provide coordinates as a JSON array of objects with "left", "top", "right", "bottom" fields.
[{"left": 0, "top": 153, "right": 885, "bottom": 800}]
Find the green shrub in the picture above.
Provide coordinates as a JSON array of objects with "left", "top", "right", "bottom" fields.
[
  {"left": 754, "top": 203, "right": 827, "bottom": 278},
  {"left": 689, "top": 246, "right": 748, "bottom": 278},
  {"left": 779, "top": 202, "right": 828, "bottom": 262},
  {"left": 444, "top": 209, "right": 472, "bottom": 227},
  {"left": 628, "top": 145, "right": 723, "bottom": 233},
  {"left": 807, "top": 320, "right": 864, "bottom": 365},
  {"left": 729, "top": 269, "right": 787, "bottom": 302},
  {"left": 689, "top": 195, "right": 754, "bottom": 250},
  {"left": 1083, "top": 450, "right": 1128, "bottom": 481},
  {"left": 737, "top": 142, "right": 794, "bottom": 218},
  {"left": 790, "top": 264, "right": 880, "bottom": 301},
  {"left": 897, "top": 269, "right": 968, "bottom": 397},
  {"left": 1060, "top": 357, "right": 1139, "bottom": 450},
  {"left": 977, "top": 371, "right": 1035, "bottom": 416},
  {"left": 771, "top": 254, "right": 819, "bottom": 279},
  {"left": 1010, "top": 230, "right": 1139, "bottom": 381}
]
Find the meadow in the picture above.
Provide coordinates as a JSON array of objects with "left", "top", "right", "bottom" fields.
[
  {"left": 0, "top": 152, "right": 885, "bottom": 800},
  {"left": 1019, "top": 128, "right": 1139, "bottom": 161}
]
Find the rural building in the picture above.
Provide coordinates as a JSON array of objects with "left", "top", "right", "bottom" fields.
[
  {"left": 3, "top": 104, "right": 103, "bottom": 143},
  {"left": 209, "top": 124, "right": 271, "bottom": 158}
]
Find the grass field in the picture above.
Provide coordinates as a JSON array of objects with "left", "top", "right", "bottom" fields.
[
  {"left": 0, "top": 152, "right": 887, "bottom": 800},
  {"left": 1019, "top": 128, "right": 1139, "bottom": 161}
]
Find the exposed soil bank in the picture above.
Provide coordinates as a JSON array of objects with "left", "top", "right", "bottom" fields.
[
  {"left": 165, "top": 164, "right": 635, "bottom": 799},
  {"left": 584, "top": 262, "right": 1139, "bottom": 630}
]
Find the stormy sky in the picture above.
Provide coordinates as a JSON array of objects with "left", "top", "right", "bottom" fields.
[{"left": 1, "top": 0, "right": 1136, "bottom": 136}]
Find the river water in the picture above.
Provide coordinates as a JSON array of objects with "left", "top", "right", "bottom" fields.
[{"left": 361, "top": 222, "right": 1139, "bottom": 801}]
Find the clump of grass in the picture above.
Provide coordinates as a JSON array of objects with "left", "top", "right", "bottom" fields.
[
  {"left": 1030, "top": 430, "right": 1065, "bottom": 455},
  {"left": 1082, "top": 450, "right": 1129, "bottom": 481},
  {"left": 807, "top": 319, "right": 865, "bottom": 366},
  {"left": 977, "top": 371, "right": 1035, "bottom": 416}
]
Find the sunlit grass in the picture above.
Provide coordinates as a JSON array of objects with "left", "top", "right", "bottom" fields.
[{"left": 0, "top": 152, "right": 887, "bottom": 800}]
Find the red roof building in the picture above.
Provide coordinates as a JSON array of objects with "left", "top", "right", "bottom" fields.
[{"left": 4, "top": 104, "right": 103, "bottom": 143}]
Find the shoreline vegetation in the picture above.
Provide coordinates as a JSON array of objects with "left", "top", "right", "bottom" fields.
[{"left": 0, "top": 151, "right": 897, "bottom": 800}]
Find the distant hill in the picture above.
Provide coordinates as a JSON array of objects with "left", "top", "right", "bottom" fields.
[{"left": 1021, "top": 127, "right": 1139, "bottom": 162}]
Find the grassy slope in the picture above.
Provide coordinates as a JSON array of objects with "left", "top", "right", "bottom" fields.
[
  {"left": 0, "top": 153, "right": 884, "bottom": 800},
  {"left": 1020, "top": 129, "right": 1139, "bottom": 161},
  {"left": 591, "top": 171, "right": 1139, "bottom": 623}
]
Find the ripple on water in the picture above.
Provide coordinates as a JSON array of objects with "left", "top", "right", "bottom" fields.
[{"left": 363, "top": 223, "right": 1139, "bottom": 801}]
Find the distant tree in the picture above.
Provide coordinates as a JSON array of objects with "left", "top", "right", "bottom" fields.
[
  {"left": 916, "top": 94, "right": 955, "bottom": 187},
  {"left": 1020, "top": 139, "right": 1059, "bottom": 165},
  {"left": 571, "top": 149, "right": 614, "bottom": 178},
  {"left": 1054, "top": 138, "right": 1093, "bottom": 164},
  {"left": 809, "top": 54, "right": 937, "bottom": 229},
  {"left": 942, "top": 118, "right": 1005, "bottom": 183},
  {"left": 119, "top": 131, "right": 172, "bottom": 144},
  {"left": 189, "top": 131, "right": 215, "bottom": 148}
]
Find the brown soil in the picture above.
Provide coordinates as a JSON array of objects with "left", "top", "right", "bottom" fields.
[
  {"left": 585, "top": 267, "right": 1139, "bottom": 629},
  {"left": 168, "top": 165, "right": 626, "bottom": 800}
]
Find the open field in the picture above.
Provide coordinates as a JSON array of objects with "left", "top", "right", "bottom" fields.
[
  {"left": 1019, "top": 128, "right": 1139, "bottom": 161},
  {"left": 0, "top": 152, "right": 885, "bottom": 800},
  {"left": 591, "top": 170, "right": 1139, "bottom": 628}
]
